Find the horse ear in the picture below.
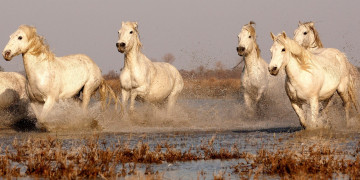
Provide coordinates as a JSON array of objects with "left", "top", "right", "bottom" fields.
[
  {"left": 270, "top": 32, "right": 275, "bottom": 41},
  {"left": 309, "top": 22, "right": 314, "bottom": 27},
  {"left": 282, "top": 31, "right": 287, "bottom": 38},
  {"left": 298, "top": 21, "right": 302, "bottom": 26},
  {"left": 134, "top": 22, "right": 138, "bottom": 30}
]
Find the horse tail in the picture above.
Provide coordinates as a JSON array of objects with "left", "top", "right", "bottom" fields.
[
  {"left": 348, "top": 66, "right": 359, "bottom": 113},
  {"left": 99, "top": 80, "right": 122, "bottom": 112}
]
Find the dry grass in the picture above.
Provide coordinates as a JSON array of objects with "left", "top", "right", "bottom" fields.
[
  {"left": 2, "top": 134, "right": 359, "bottom": 179},
  {"left": 181, "top": 78, "right": 241, "bottom": 98},
  {"left": 0, "top": 135, "right": 245, "bottom": 178},
  {"left": 233, "top": 143, "right": 360, "bottom": 179}
]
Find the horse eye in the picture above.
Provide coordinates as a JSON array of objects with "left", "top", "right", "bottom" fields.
[
  {"left": 248, "top": 36, "right": 251, "bottom": 38},
  {"left": 18, "top": 36, "right": 22, "bottom": 40},
  {"left": 282, "top": 48, "right": 285, "bottom": 52},
  {"left": 130, "top": 31, "right": 133, "bottom": 34},
  {"left": 303, "top": 32, "right": 308, "bottom": 35}
]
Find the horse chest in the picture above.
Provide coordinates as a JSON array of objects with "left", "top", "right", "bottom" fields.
[
  {"left": 120, "top": 69, "right": 148, "bottom": 90},
  {"left": 286, "top": 79, "right": 313, "bottom": 101},
  {"left": 27, "top": 73, "right": 56, "bottom": 101}
]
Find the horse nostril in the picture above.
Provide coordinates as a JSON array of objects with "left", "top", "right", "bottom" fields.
[
  {"left": 272, "top": 67, "right": 277, "bottom": 72},
  {"left": 116, "top": 43, "right": 120, "bottom": 48},
  {"left": 4, "top": 50, "right": 10, "bottom": 57},
  {"left": 119, "top": 42, "right": 126, "bottom": 47},
  {"left": 240, "top": 47, "right": 245, "bottom": 51}
]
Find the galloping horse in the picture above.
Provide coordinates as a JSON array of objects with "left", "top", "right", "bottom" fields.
[
  {"left": 116, "top": 22, "right": 183, "bottom": 113},
  {"left": 236, "top": 21, "right": 268, "bottom": 116},
  {"left": 2, "top": 25, "right": 118, "bottom": 129},
  {"left": 293, "top": 21, "right": 323, "bottom": 51},
  {"left": 269, "top": 32, "right": 358, "bottom": 129},
  {"left": 294, "top": 21, "right": 360, "bottom": 112},
  {"left": 294, "top": 21, "right": 360, "bottom": 77},
  {"left": 0, "top": 72, "right": 27, "bottom": 109}
]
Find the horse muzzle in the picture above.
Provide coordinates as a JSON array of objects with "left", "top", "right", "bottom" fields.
[
  {"left": 236, "top": 46, "right": 245, "bottom": 56},
  {"left": 116, "top": 43, "right": 126, "bottom": 53},
  {"left": 268, "top": 66, "right": 279, "bottom": 76},
  {"left": 2, "top": 50, "right": 12, "bottom": 61}
]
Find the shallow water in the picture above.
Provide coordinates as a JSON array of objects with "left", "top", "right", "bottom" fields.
[
  {"left": 0, "top": 94, "right": 359, "bottom": 178},
  {"left": 0, "top": 128, "right": 359, "bottom": 179}
]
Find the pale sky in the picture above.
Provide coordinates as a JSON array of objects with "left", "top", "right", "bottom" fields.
[{"left": 0, "top": 0, "right": 359, "bottom": 74}]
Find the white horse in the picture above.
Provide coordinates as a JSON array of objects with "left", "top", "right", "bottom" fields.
[
  {"left": 0, "top": 72, "right": 27, "bottom": 109},
  {"left": 2, "top": 25, "right": 118, "bottom": 129},
  {"left": 236, "top": 21, "right": 268, "bottom": 116},
  {"left": 294, "top": 21, "right": 360, "bottom": 115},
  {"left": 269, "top": 32, "right": 358, "bottom": 129},
  {"left": 116, "top": 21, "right": 184, "bottom": 113},
  {"left": 294, "top": 21, "right": 360, "bottom": 87},
  {"left": 293, "top": 21, "right": 324, "bottom": 51}
]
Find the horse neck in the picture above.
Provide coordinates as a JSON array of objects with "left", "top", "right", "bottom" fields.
[
  {"left": 124, "top": 47, "right": 149, "bottom": 69},
  {"left": 243, "top": 48, "right": 265, "bottom": 72},
  {"left": 308, "top": 39, "right": 319, "bottom": 51},
  {"left": 22, "top": 52, "right": 50, "bottom": 80},
  {"left": 284, "top": 55, "right": 304, "bottom": 83}
]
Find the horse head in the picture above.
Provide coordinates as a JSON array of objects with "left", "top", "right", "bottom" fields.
[
  {"left": 293, "top": 21, "right": 323, "bottom": 49},
  {"left": 269, "top": 32, "right": 290, "bottom": 76},
  {"left": 116, "top": 21, "right": 142, "bottom": 53},
  {"left": 236, "top": 21, "right": 259, "bottom": 57},
  {"left": 2, "top": 25, "right": 36, "bottom": 61}
]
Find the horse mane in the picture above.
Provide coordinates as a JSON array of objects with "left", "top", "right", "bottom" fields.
[
  {"left": 19, "top": 25, "right": 55, "bottom": 60},
  {"left": 276, "top": 34, "right": 313, "bottom": 70},
  {"left": 243, "top": 21, "right": 261, "bottom": 57},
  {"left": 123, "top": 22, "right": 143, "bottom": 51},
  {"left": 302, "top": 21, "right": 324, "bottom": 48}
]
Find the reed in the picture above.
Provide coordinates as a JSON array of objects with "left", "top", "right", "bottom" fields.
[{"left": 0, "top": 135, "right": 359, "bottom": 179}]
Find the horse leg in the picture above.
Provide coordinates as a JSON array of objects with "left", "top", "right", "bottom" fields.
[
  {"left": 129, "top": 91, "right": 138, "bottom": 112},
  {"left": 36, "top": 98, "right": 55, "bottom": 130},
  {"left": 121, "top": 89, "right": 130, "bottom": 111},
  {"left": 30, "top": 102, "right": 41, "bottom": 119},
  {"left": 244, "top": 92, "right": 254, "bottom": 117},
  {"left": 338, "top": 90, "right": 351, "bottom": 126},
  {"left": 81, "top": 82, "right": 99, "bottom": 111},
  {"left": 320, "top": 94, "right": 334, "bottom": 114},
  {"left": 309, "top": 97, "right": 320, "bottom": 128},
  {"left": 291, "top": 101, "right": 306, "bottom": 129},
  {"left": 255, "top": 86, "right": 265, "bottom": 103},
  {"left": 320, "top": 95, "right": 334, "bottom": 128},
  {"left": 166, "top": 91, "right": 180, "bottom": 114}
]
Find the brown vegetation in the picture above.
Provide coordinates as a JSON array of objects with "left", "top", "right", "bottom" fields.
[
  {"left": 233, "top": 143, "right": 360, "bottom": 179},
  {"left": 0, "top": 135, "right": 245, "bottom": 178},
  {"left": 0, "top": 134, "right": 359, "bottom": 178}
]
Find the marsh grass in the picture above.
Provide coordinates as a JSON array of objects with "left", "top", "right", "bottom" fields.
[{"left": 0, "top": 134, "right": 359, "bottom": 179}]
